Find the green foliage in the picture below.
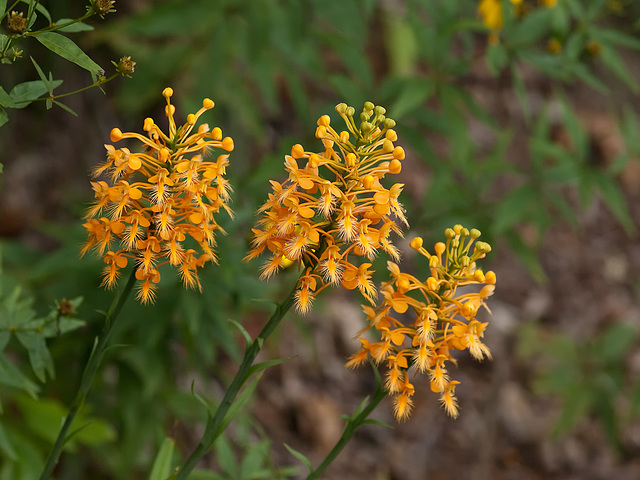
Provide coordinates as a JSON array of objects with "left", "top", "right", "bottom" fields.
[
  {"left": 518, "top": 321, "right": 640, "bottom": 451},
  {"left": 0, "top": 0, "right": 125, "bottom": 125}
]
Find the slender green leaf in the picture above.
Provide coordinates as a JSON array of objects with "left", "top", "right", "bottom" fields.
[
  {"left": 227, "top": 318, "right": 252, "bottom": 349},
  {"left": 0, "top": 107, "right": 7, "bottom": 127},
  {"left": 20, "top": 0, "right": 51, "bottom": 23},
  {"left": 594, "top": 173, "right": 635, "bottom": 234},
  {"left": 0, "top": 1, "right": 7, "bottom": 18},
  {"left": 149, "top": 438, "right": 175, "bottom": 480},
  {"left": 599, "top": 45, "right": 639, "bottom": 93},
  {"left": 0, "top": 87, "right": 15, "bottom": 108},
  {"left": 53, "top": 18, "right": 94, "bottom": 33},
  {"left": 30, "top": 57, "right": 53, "bottom": 93},
  {"left": 0, "top": 422, "right": 17, "bottom": 462},
  {"left": 33, "top": 32, "right": 102, "bottom": 74},
  {"left": 284, "top": 443, "right": 313, "bottom": 475},
  {"left": 52, "top": 99, "right": 78, "bottom": 116},
  {"left": 244, "top": 356, "right": 295, "bottom": 383},
  {"left": 9, "top": 80, "right": 63, "bottom": 108}
]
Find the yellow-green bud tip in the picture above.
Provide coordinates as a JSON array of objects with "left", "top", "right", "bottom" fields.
[
  {"left": 364, "top": 101, "right": 374, "bottom": 111},
  {"left": 335, "top": 103, "right": 348, "bottom": 114}
]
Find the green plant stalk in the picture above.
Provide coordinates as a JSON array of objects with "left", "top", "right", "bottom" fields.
[
  {"left": 306, "top": 378, "right": 387, "bottom": 480},
  {"left": 175, "top": 281, "right": 298, "bottom": 480},
  {"left": 38, "top": 267, "right": 137, "bottom": 480}
]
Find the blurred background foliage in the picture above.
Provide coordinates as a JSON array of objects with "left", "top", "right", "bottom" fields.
[{"left": 1, "top": 0, "right": 640, "bottom": 479}]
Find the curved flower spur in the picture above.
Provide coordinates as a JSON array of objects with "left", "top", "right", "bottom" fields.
[
  {"left": 246, "top": 101, "right": 408, "bottom": 313},
  {"left": 82, "top": 88, "right": 234, "bottom": 303}
]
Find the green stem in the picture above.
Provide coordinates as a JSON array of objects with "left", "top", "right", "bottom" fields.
[
  {"left": 306, "top": 376, "right": 387, "bottom": 480},
  {"left": 38, "top": 267, "right": 137, "bottom": 480},
  {"left": 175, "top": 281, "right": 298, "bottom": 480}
]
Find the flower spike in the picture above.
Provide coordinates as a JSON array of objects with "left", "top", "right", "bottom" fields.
[
  {"left": 347, "top": 225, "right": 496, "bottom": 420},
  {"left": 82, "top": 89, "right": 234, "bottom": 303},
  {"left": 246, "top": 102, "right": 408, "bottom": 313}
]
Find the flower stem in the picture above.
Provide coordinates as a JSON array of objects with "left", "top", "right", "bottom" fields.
[
  {"left": 175, "top": 281, "right": 298, "bottom": 480},
  {"left": 306, "top": 372, "right": 387, "bottom": 480},
  {"left": 38, "top": 267, "right": 137, "bottom": 480}
]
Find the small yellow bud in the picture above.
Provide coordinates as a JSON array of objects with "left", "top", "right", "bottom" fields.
[
  {"left": 291, "top": 144, "right": 305, "bottom": 159},
  {"left": 363, "top": 174, "right": 375, "bottom": 190},
  {"left": 335, "top": 103, "right": 347, "bottom": 114},
  {"left": 346, "top": 106, "right": 355, "bottom": 117},
  {"left": 426, "top": 277, "right": 438, "bottom": 291},
  {"left": 474, "top": 270, "right": 485, "bottom": 283},
  {"left": 110, "top": 128, "right": 123, "bottom": 142},
  {"left": 453, "top": 224, "right": 462, "bottom": 235},
  {"left": 339, "top": 131, "right": 350, "bottom": 144},
  {"left": 202, "top": 98, "right": 214, "bottom": 109},
  {"left": 143, "top": 118, "right": 154, "bottom": 131},
  {"left": 397, "top": 277, "right": 411, "bottom": 292},
  {"left": 392, "top": 146, "right": 405, "bottom": 160},
  {"left": 162, "top": 87, "right": 173, "bottom": 99},
  {"left": 187, "top": 113, "right": 196, "bottom": 125},
  {"left": 389, "top": 159, "right": 402, "bottom": 174},
  {"left": 361, "top": 121, "right": 373, "bottom": 132},
  {"left": 382, "top": 139, "right": 394, "bottom": 153},
  {"left": 165, "top": 104, "right": 175, "bottom": 117},
  {"left": 485, "top": 271, "right": 496, "bottom": 285},
  {"left": 346, "top": 153, "right": 357, "bottom": 167},
  {"left": 385, "top": 129, "right": 398, "bottom": 141},
  {"left": 434, "top": 242, "right": 446, "bottom": 257},
  {"left": 410, "top": 237, "right": 423, "bottom": 250},
  {"left": 374, "top": 105, "right": 386, "bottom": 116},
  {"left": 470, "top": 228, "right": 481, "bottom": 239},
  {"left": 444, "top": 228, "right": 455, "bottom": 239},
  {"left": 317, "top": 114, "right": 331, "bottom": 127},
  {"left": 211, "top": 127, "right": 222, "bottom": 140},
  {"left": 222, "top": 137, "right": 234, "bottom": 151},
  {"left": 364, "top": 101, "right": 374, "bottom": 111},
  {"left": 429, "top": 256, "right": 440, "bottom": 268},
  {"left": 384, "top": 118, "right": 396, "bottom": 129},
  {"left": 315, "top": 125, "right": 327, "bottom": 139}
]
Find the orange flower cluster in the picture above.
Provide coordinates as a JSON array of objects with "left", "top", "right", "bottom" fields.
[
  {"left": 246, "top": 102, "right": 408, "bottom": 313},
  {"left": 82, "top": 88, "right": 234, "bottom": 303},
  {"left": 346, "top": 225, "right": 496, "bottom": 420}
]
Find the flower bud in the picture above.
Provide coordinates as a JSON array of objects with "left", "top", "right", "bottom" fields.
[
  {"left": 7, "top": 11, "right": 26, "bottom": 33},
  {"left": 116, "top": 56, "right": 136, "bottom": 75}
]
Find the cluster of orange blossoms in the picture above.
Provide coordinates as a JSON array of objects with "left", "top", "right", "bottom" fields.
[
  {"left": 479, "top": 0, "right": 557, "bottom": 42},
  {"left": 346, "top": 226, "right": 496, "bottom": 420},
  {"left": 82, "top": 88, "right": 234, "bottom": 303},
  {"left": 245, "top": 102, "right": 407, "bottom": 313}
]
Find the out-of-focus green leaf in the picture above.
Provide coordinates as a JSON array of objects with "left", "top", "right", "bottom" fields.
[
  {"left": 486, "top": 43, "right": 508, "bottom": 75},
  {"left": 594, "top": 173, "right": 636, "bottom": 235},
  {"left": 214, "top": 434, "right": 238, "bottom": 478},
  {"left": 149, "top": 437, "right": 175, "bottom": 480},
  {"left": 284, "top": 443, "right": 312, "bottom": 475},
  {"left": 15, "top": 331, "right": 54, "bottom": 382},
  {"left": 33, "top": 32, "right": 102, "bottom": 74},
  {"left": 0, "top": 108, "right": 7, "bottom": 127},
  {"left": 16, "top": 394, "right": 116, "bottom": 447},
  {"left": 598, "top": 45, "right": 639, "bottom": 93},
  {"left": 0, "top": 355, "right": 39, "bottom": 397}
]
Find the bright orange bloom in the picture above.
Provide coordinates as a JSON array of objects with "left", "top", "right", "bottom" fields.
[
  {"left": 82, "top": 88, "right": 234, "bottom": 303},
  {"left": 246, "top": 102, "right": 407, "bottom": 313},
  {"left": 347, "top": 225, "right": 496, "bottom": 420}
]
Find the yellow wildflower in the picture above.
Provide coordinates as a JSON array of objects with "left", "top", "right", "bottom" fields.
[
  {"left": 82, "top": 88, "right": 234, "bottom": 303},
  {"left": 246, "top": 102, "right": 407, "bottom": 313},
  {"left": 347, "top": 225, "right": 496, "bottom": 420}
]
